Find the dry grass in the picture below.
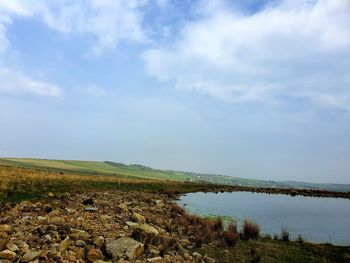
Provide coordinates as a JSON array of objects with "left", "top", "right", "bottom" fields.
[
  {"left": 222, "top": 222, "right": 239, "bottom": 246},
  {"left": 242, "top": 220, "right": 261, "bottom": 240},
  {"left": 0, "top": 166, "right": 203, "bottom": 203}
]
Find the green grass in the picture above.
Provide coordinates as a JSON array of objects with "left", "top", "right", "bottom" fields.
[
  {"left": 197, "top": 239, "right": 350, "bottom": 263},
  {"left": 0, "top": 157, "right": 192, "bottom": 181}
]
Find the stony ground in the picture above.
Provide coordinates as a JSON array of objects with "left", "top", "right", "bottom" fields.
[
  {"left": 1, "top": 189, "right": 350, "bottom": 263},
  {"left": 0, "top": 190, "right": 212, "bottom": 263}
]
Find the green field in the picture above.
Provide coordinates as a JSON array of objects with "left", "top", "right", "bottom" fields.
[
  {"left": 0, "top": 157, "right": 192, "bottom": 181},
  {"left": 1, "top": 157, "right": 350, "bottom": 192}
]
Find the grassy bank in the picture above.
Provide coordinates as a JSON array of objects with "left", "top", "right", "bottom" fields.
[
  {"left": 2, "top": 158, "right": 350, "bottom": 200},
  {"left": 197, "top": 239, "right": 350, "bottom": 263},
  {"left": 0, "top": 165, "right": 216, "bottom": 204},
  {"left": 1, "top": 165, "right": 350, "bottom": 262}
]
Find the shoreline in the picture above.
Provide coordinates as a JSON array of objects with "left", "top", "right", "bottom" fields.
[
  {"left": 1, "top": 165, "right": 350, "bottom": 262},
  {"left": 1, "top": 189, "right": 350, "bottom": 262}
]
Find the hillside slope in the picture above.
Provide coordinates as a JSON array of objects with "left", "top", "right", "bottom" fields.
[{"left": 1, "top": 157, "right": 349, "bottom": 192}]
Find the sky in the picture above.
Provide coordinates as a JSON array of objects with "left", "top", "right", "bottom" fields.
[{"left": 0, "top": 0, "right": 350, "bottom": 184}]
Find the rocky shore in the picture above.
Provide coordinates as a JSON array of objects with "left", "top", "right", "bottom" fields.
[{"left": 0, "top": 190, "right": 216, "bottom": 263}]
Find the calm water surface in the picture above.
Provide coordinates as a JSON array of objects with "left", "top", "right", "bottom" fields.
[{"left": 177, "top": 192, "right": 350, "bottom": 245}]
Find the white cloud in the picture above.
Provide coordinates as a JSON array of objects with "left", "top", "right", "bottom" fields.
[
  {"left": 1, "top": 0, "right": 148, "bottom": 55},
  {"left": 1, "top": 0, "right": 148, "bottom": 97},
  {"left": 0, "top": 67, "right": 61, "bottom": 97},
  {"left": 0, "top": 4, "right": 62, "bottom": 97},
  {"left": 0, "top": 0, "right": 151, "bottom": 57},
  {"left": 142, "top": 0, "right": 350, "bottom": 110}
]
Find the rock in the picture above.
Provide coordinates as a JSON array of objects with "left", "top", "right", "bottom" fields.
[
  {"left": 148, "top": 245, "right": 160, "bottom": 256},
  {"left": 0, "top": 250, "right": 16, "bottom": 261},
  {"left": 0, "top": 225, "right": 11, "bottom": 233},
  {"left": 139, "top": 224, "right": 159, "bottom": 235},
  {"left": 82, "top": 198, "right": 94, "bottom": 205},
  {"left": 67, "top": 251, "right": 77, "bottom": 262},
  {"left": 37, "top": 216, "right": 47, "bottom": 221},
  {"left": 21, "top": 216, "right": 31, "bottom": 221},
  {"left": 192, "top": 252, "right": 202, "bottom": 261},
  {"left": 19, "top": 243, "right": 30, "bottom": 254},
  {"left": 48, "top": 210, "right": 61, "bottom": 217},
  {"left": 94, "top": 236, "right": 104, "bottom": 248},
  {"left": 66, "top": 208, "right": 75, "bottom": 214},
  {"left": 84, "top": 207, "right": 98, "bottom": 212},
  {"left": 126, "top": 222, "right": 159, "bottom": 235},
  {"left": 48, "top": 216, "right": 64, "bottom": 225},
  {"left": 0, "top": 232, "right": 8, "bottom": 247},
  {"left": 87, "top": 248, "right": 103, "bottom": 262},
  {"left": 147, "top": 257, "right": 163, "bottom": 262},
  {"left": 5, "top": 243, "right": 18, "bottom": 252},
  {"left": 47, "top": 192, "right": 55, "bottom": 197},
  {"left": 132, "top": 213, "right": 146, "bottom": 224},
  {"left": 75, "top": 240, "right": 86, "bottom": 247},
  {"left": 154, "top": 200, "right": 164, "bottom": 207},
  {"left": 203, "top": 255, "right": 216, "bottom": 263},
  {"left": 126, "top": 221, "right": 138, "bottom": 228},
  {"left": 117, "top": 203, "right": 128, "bottom": 211},
  {"left": 106, "top": 237, "right": 144, "bottom": 260},
  {"left": 21, "top": 251, "right": 40, "bottom": 262},
  {"left": 70, "top": 229, "right": 89, "bottom": 241},
  {"left": 100, "top": 215, "right": 112, "bottom": 221},
  {"left": 44, "top": 235, "right": 52, "bottom": 242},
  {"left": 58, "top": 236, "right": 70, "bottom": 253}
]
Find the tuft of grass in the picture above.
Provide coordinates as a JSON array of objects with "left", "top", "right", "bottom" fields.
[
  {"left": 281, "top": 228, "right": 290, "bottom": 242},
  {"left": 222, "top": 222, "right": 239, "bottom": 246},
  {"left": 242, "top": 220, "right": 260, "bottom": 240},
  {"left": 211, "top": 217, "right": 224, "bottom": 232}
]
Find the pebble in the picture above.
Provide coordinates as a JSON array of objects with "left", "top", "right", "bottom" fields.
[
  {"left": 21, "top": 251, "right": 40, "bottom": 262},
  {"left": 0, "top": 250, "right": 17, "bottom": 261}
]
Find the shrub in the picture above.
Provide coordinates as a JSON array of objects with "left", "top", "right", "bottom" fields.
[
  {"left": 222, "top": 222, "right": 239, "bottom": 246},
  {"left": 211, "top": 217, "right": 224, "bottom": 232},
  {"left": 281, "top": 228, "right": 290, "bottom": 241},
  {"left": 242, "top": 220, "right": 260, "bottom": 240}
]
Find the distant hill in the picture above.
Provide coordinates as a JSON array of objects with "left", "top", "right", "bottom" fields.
[{"left": 1, "top": 157, "right": 349, "bottom": 192}]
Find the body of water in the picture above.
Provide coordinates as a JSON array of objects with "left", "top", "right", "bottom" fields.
[{"left": 177, "top": 191, "right": 350, "bottom": 245}]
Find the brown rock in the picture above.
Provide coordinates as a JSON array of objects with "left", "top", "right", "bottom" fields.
[
  {"left": 0, "top": 232, "right": 9, "bottom": 250},
  {"left": 0, "top": 250, "right": 16, "bottom": 261},
  {"left": 58, "top": 237, "right": 70, "bottom": 253},
  {"left": 48, "top": 216, "right": 64, "bottom": 225},
  {"left": 5, "top": 243, "right": 18, "bottom": 252},
  {"left": 21, "top": 251, "right": 40, "bottom": 262},
  {"left": 106, "top": 237, "right": 144, "bottom": 260},
  {"left": 87, "top": 248, "right": 103, "bottom": 262},
  {"left": 70, "top": 229, "right": 89, "bottom": 241},
  {"left": 132, "top": 213, "right": 146, "bottom": 224},
  {"left": 0, "top": 225, "right": 11, "bottom": 233},
  {"left": 94, "top": 236, "right": 104, "bottom": 248}
]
